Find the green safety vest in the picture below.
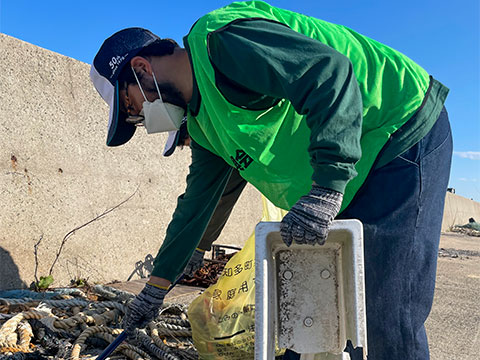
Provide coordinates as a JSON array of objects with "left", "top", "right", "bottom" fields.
[{"left": 186, "top": 0, "right": 431, "bottom": 211}]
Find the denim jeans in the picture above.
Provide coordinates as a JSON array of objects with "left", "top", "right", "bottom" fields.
[{"left": 284, "top": 107, "right": 452, "bottom": 360}]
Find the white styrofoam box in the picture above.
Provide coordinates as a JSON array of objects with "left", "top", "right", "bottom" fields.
[{"left": 255, "top": 220, "right": 367, "bottom": 360}]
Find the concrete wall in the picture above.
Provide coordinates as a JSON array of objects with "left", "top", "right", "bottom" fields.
[
  {"left": 0, "top": 34, "right": 262, "bottom": 290},
  {"left": 441, "top": 192, "right": 480, "bottom": 231}
]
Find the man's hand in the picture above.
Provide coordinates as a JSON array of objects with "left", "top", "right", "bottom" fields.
[
  {"left": 123, "top": 282, "right": 168, "bottom": 337},
  {"left": 184, "top": 248, "right": 206, "bottom": 277},
  {"left": 280, "top": 185, "right": 343, "bottom": 246}
]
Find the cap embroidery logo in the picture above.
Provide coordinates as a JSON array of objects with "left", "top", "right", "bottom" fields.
[{"left": 109, "top": 54, "right": 128, "bottom": 78}]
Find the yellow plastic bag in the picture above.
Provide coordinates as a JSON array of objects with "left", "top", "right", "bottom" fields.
[{"left": 188, "top": 197, "right": 287, "bottom": 359}]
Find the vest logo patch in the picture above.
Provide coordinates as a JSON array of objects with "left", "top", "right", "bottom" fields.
[{"left": 231, "top": 149, "right": 253, "bottom": 171}]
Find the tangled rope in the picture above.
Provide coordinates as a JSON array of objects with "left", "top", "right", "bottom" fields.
[
  {"left": 156, "top": 321, "right": 192, "bottom": 338},
  {"left": 70, "top": 326, "right": 123, "bottom": 360},
  {"left": 0, "top": 285, "right": 197, "bottom": 359}
]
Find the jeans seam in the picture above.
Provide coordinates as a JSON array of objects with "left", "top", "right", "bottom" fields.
[
  {"left": 411, "top": 150, "right": 425, "bottom": 359},
  {"left": 396, "top": 146, "right": 422, "bottom": 360},
  {"left": 396, "top": 155, "right": 420, "bottom": 167},
  {"left": 407, "top": 205, "right": 421, "bottom": 360},
  {"left": 422, "top": 126, "right": 452, "bottom": 160}
]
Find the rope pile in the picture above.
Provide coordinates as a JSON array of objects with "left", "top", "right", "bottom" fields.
[{"left": 0, "top": 286, "right": 197, "bottom": 360}]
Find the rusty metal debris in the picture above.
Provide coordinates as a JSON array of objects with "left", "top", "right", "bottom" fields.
[
  {"left": 179, "top": 245, "right": 240, "bottom": 288},
  {"left": 0, "top": 285, "right": 197, "bottom": 359}
]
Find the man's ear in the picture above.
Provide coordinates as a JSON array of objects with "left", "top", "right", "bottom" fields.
[{"left": 130, "top": 56, "right": 153, "bottom": 76}]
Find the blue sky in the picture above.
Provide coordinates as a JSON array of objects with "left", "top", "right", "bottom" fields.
[{"left": 1, "top": 0, "right": 479, "bottom": 200}]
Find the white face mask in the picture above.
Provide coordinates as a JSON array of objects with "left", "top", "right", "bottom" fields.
[{"left": 131, "top": 67, "right": 185, "bottom": 134}]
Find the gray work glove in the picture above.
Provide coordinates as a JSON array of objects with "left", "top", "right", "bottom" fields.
[
  {"left": 280, "top": 185, "right": 343, "bottom": 246},
  {"left": 183, "top": 248, "right": 206, "bottom": 277},
  {"left": 123, "top": 283, "right": 168, "bottom": 337}
]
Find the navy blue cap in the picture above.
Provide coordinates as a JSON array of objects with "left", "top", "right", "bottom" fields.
[{"left": 90, "top": 28, "right": 160, "bottom": 146}]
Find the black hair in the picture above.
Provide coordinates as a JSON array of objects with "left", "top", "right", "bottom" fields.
[{"left": 118, "top": 38, "right": 179, "bottom": 86}]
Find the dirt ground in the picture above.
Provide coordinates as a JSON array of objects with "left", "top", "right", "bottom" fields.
[{"left": 426, "top": 232, "right": 480, "bottom": 360}]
